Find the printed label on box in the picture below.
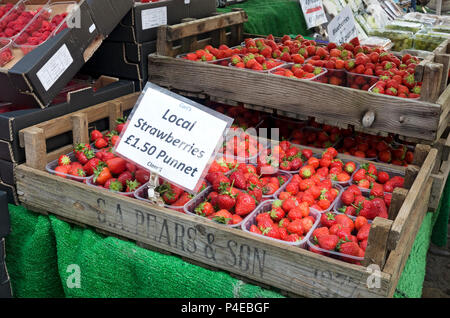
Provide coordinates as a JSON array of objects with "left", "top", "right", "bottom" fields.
[
  {"left": 141, "top": 6, "right": 168, "bottom": 31},
  {"left": 327, "top": 6, "right": 358, "bottom": 45},
  {"left": 36, "top": 44, "right": 74, "bottom": 91},
  {"left": 89, "top": 23, "right": 96, "bottom": 33},
  {"left": 114, "top": 83, "right": 233, "bottom": 192},
  {"left": 299, "top": 0, "right": 328, "bottom": 29}
]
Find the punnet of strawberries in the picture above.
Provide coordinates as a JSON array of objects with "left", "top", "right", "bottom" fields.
[
  {"left": 308, "top": 212, "right": 370, "bottom": 265},
  {"left": 154, "top": 178, "right": 208, "bottom": 210},
  {"left": 352, "top": 162, "right": 404, "bottom": 193},
  {"left": 246, "top": 199, "right": 317, "bottom": 243},
  {"left": 337, "top": 185, "right": 390, "bottom": 220}
]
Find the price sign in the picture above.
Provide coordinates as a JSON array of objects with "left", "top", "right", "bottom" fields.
[
  {"left": 114, "top": 83, "right": 233, "bottom": 193},
  {"left": 299, "top": 0, "right": 328, "bottom": 29},
  {"left": 327, "top": 6, "right": 358, "bottom": 45}
]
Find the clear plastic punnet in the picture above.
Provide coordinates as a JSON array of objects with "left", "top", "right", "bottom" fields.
[
  {"left": 0, "top": 37, "right": 14, "bottom": 67},
  {"left": 240, "top": 199, "right": 321, "bottom": 248},
  {"left": 45, "top": 150, "right": 90, "bottom": 183},
  {"left": 86, "top": 175, "right": 136, "bottom": 197},
  {"left": 368, "top": 28, "right": 414, "bottom": 51},
  {"left": 413, "top": 29, "right": 448, "bottom": 52},
  {"left": 346, "top": 70, "right": 379, "bottom": 91},
  {"left": 360, "top": 36, "right": 394, "bottom": 50},
  {"left": 13, "top": 1, "right": 77, "bottom": 55},
  {"left": 385, "top": 20, "right": 424, "bottom": 33},
  {"left": 134, "top": 182, "right": 205, "bottom": 213},
  {"left": 183, "top": 186, "right": 258, "bottom": 228}
]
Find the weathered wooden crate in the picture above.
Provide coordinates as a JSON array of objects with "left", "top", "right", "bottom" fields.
[
  {"left": 15, "top": 93, "right": 439, "bottom": 298},
  {"left": 147, "top": 11, "right": 450, "bottom": 143}
]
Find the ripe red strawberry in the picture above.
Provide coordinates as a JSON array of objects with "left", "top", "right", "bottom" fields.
[
  {"left": 195, "top": 201, "right": 215, "bottom": 217},
  {"left": 317, "top": 234, "right": 339, "bottom": 250},
  {"left": 286, "top": 219, "right": 304, "bottom": 236},
  {"left": 58, "top": 154, "right": 71, "bottom": 166},
  {"left": 229, "top": 170, "right": 247, "bottom": 190},
  {"left": 235, "top": 192, "right": 256, "bottom": 216},
  {"left": 320, "top": 212, "right": 336, "bottom": 228},
  {"left": 91, "top": 129, "right": 103, "bottom": 141}
]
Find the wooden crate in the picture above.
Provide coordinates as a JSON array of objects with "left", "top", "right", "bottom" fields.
[
  {"left": 147, "top": 11, "right": 450, "bottom": 143},
  {"left": 15, "top": 94, "right": 439, "bottom": 298}
]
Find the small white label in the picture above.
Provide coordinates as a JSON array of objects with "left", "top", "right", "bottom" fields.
[
  {"left": 141, "top": 6, "right": 167, "bottom": 31},
  {"left": 89, "top": 23, "right": 96, "bottom": 34},
  {"left": 184, "top": 0, "right": 190, "bottom": 4},
  {"left": 327, "top": 6, "right": 358, "bottom": 45},
  {"left": 299, "top": 0, "right": 328, "bottom": 29},
  {"left": 36, "top": 44, "right": 74, "bottom": 91},
  {"left": 115, "top": 84, "right": 232, "bottom": 192}
]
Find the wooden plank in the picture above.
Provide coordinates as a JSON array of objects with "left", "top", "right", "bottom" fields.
[
  {"left": 429, "top": 151, "right": 450, "bottom": 211},
  {"left": 404, "top": 165, "right": 420, "bottom": 189},
  {"left": 15, "top": 165, "right": 392, "bottom": 298},
  {"left": 71, "top": 113, "right": 89, "bottom": 145},
  {"left": 157, "top": 25, "right": 170, "bottom": 56},
  {"left": 165, "top": 11, "right": 247, "bottom": 42},
  {"left": 387, "top": 149, "right": 437, "bottom": 251},
  {"left": 23, "top": 127, "right": 46, "bottom": 171},
  {"left": 108, "top": 102, "right": 122, "bottom": 132},
  {"left": 419, "top": 62, "right": 443, "bottom": 103},
  {"left": 362, "top": 217, "right": 393, "bottom": 268},
  {"left": 384, "top": 178, "right": 433, "bottom": 296},
  {"left": 435, "top": 84, "right": 450, "bottom": 142},
  {"left": 412, "top": 144, "right": 431, "bottom": 166},
  {"left": 148, "top": 55, "right": 441, "bottom": 141},
  {"left": 434, "top": 53, "right": 450, "bottom": 95},
  {"left": 388, "top": 188, "right": 408, "bottom": 221}
]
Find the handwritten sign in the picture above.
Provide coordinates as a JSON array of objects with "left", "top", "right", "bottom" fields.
[
  {"left": 114, "top": 83, "right": 233, "bottom": 192},
  {"left": 327, "top": 6, "right": 358, "bottom": 45},
  {"left": 299, "top": 0, "right": 328, "bottom": 29}
]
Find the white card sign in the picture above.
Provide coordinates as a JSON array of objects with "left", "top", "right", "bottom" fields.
[
  {"left": 114, "top": 83, "right": 233, "bottom": 193},
  {"left": 299, "top": 0, "right": 328, "bottom": 29},
  {"left": 327, "top": 6, "right": 358, "bottom": 45}
]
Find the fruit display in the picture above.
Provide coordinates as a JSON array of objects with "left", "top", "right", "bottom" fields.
[
  {"left": 13, "top": 2, "right": 72, "bottom": 55},
  {"left": 430, "top": 25, "right": 450, "bottom": 34},
  {"left": 257, "top": 140, "right": 307, "bottom": 173},
  {"left": 241, "top": 199, "right": 320, "bottom": 246},
  {"left": 368, "top": 29, "right": 414, "bottom": 51},
  {"left": 270, "top": 63, "right": 327, "bottom": 81},
  {"left": 229, "top": 53, "right": 285, "bottom": 72},
  {"left": 360, "top": 36, "right": 394, "bottom": 51},
  {"left": 0, "top": 38, "right": 13, "bottom": 67},
  {"left": 351, "top": 163, "right": 405, "bottom": 193},
  {"left": 290, "top": 123, "right": 349, "bottom": 149},
  {"left": 0, "top": 1, "right": 42, "bottom": 39},
  {"left": 307, "top": 212, "right": 369, "bottom": 265},
  {"left": 220, "top": 129, "right": 265, "bottom": 162},
  {"left": 0, "top": 3, "right": 14, "bottom": 20},
  {"left": 385, "top": 20, "right": 424, "bottom": 33},
  {"left": 337, "top": 132, "right": 415, "bottom": 166},
  {"left": 207, "top": 102, "right": 267, "bottom": 131},
  {"left": 334, "top": 185, "right": 390, "bottom": 220},
  {"left": 413, "top": 29, "right": 449, "bottom": 52}
]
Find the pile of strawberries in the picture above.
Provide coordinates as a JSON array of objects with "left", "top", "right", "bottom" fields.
[
  {"left": 247, "top": 199, "right": 316, "bottom": 243},
  {"left": 90, "top": 117, "right": 127, "bottom": 150},
  {"left": 337, "top": 132, "right": 414, "bottom": 165},
  {"left": 208, "top": 102, "right": 266, "bottom": 131},
  {"left": 309, "top": 212, "right": 369, "bottom": 264},
  {"left": 182, "top": 44, "right": 240, "bottom": 63},
  {"left": 291, "top": 125, "right": 347, "bottom": 149},
  {"left": 0, "top": 3, "right": 14, "bottom": 20},
  {"left": 154, "top": 179, "right": 207, "bottom": 209},
  {"left": 337, "top": 185, "right": 390, "bottom": 220},
  {"left": 220, "top": 130, "right": 263, "bottom": 160},
  {"left": 352, "top": 162, "right": 404, "bottom": 193},
  {"left": 229, "top": 53, "right": 284, "bottom": 71},
  {"left": 53, "top": 142, "right": 149, "bottom": 195},
  {"left": 258, "top": 140, "right": 306, "bottom": 172},
  {"left": 271, "top": 63, "right": 326, "bottom": 80}
]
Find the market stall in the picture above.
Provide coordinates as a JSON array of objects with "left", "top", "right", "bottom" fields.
[{"left": 1, "top": 0, "right": 449, "bottom": 299}]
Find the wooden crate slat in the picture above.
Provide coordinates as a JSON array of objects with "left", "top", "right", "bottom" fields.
[
  {"left": 15, "top": 165, "right": 392, "bottom": 298},
  {"left": 165, "top": 10, "right": 247, "bottom": 42},
  {"left": 383, "top": 178, "right": 433, "bottom": 297},
  {"left": 148, "top": 55, "right": 441, "bottom": 141},
  {"left": 387, "top": 148, "right": 437, "bottom": 251}
]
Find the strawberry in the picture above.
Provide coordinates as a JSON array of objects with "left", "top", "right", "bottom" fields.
[
  {"left": 317, "top": 234, "right": 339, "bottom": 250},
  {"left": 195, "top": 201, "right": 214, "bottom": 217},
  {"left": 212, "top": 209, "right": 233, "bottom": 224},
  {"left": 320, "top": 212, "right": 336, "bottom": 228},
  {"left": 235, "top": 192, "right": 256, "bottom": 216},
  {"left": 58, "top": 154, "right": 71, "bottom": 166},
  {"left": 357, "top": 223, "right": 371, "bottom": 241},
  {"left": 125, "top": 180, "right": 140, "bottom": 193}
]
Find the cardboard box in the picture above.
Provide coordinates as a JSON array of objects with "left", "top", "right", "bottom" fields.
[
  {"left": 0, "top": 182, "right": 18, "bottom": 206},
  {"left": 0, "top": 280, "right": 12, "bottom": 298},
  {"left": 108, "top": 0, "right": 216, "bottom": 44},
  {"left": 0, "top": 76, "right": 136, "bottom": 163},
  {"left": 0, "top": 160, "right": 15, "bottom": 186},
  {"left": 0, "top": 0, "right": 133, "bottom": 108},
  {"left": 0, "top": 192, "right": 11, "bottom": 236},
  {"left": 82, "top": 40, "right": 156, "bottom": 82}
]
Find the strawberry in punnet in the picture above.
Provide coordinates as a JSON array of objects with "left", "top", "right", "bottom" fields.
[
  {"left": 58, "top": 154, "right": 71, "bottom": 166},
  {"left": 212, "top": 209, "right": 233, "bottom": 224},
  {"left": 195, "top": 201, "right": 215, "bottom": 217},
  {"left": 156, "top": 181, "right": 183, "bottom": 205},
  {"left": 235, "top": 192, "right": 256, "bottom": 216},
  {"left": 74, "top": 143, "right": 94, "bottom": 165},
  {"left": 90, "top": 129, "right": 103, "bottom": 142}
]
